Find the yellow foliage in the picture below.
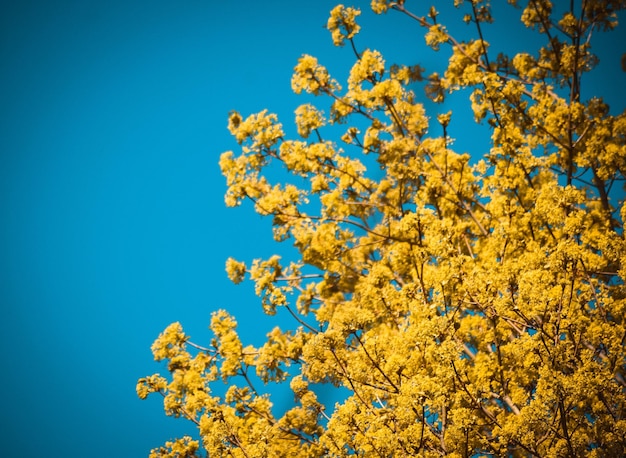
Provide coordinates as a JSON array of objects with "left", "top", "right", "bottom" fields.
[{"left": 140, "top": 2, "right": 626, "bottom": 456}]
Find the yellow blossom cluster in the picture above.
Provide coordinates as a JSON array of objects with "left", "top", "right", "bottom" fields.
[
  {"left": 294, "top": 104, "right": 325, "bottom": 139},
  {"left": 148, "top": 436, "right": 200, "bottom": 458},
  {"left": 327, "top": 4, "right": 361, "bottom": 47},
  {"left": 140, "top": 1, "right": 626, "bottom": 456},
  {"left": 291, "top": 55, "right": 340, "bottom": 96}
]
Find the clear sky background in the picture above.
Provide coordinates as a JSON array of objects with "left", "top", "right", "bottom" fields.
[{"left": 1, "top": 1, "right": 624, "bottom": 457}]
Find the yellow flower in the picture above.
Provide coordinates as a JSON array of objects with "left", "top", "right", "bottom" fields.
[
  {"left": 327, "top": 5, "right": 361, "bottom": 47},
  {"left": 295, "top": 104, "right": 325, "bottom": 138}
]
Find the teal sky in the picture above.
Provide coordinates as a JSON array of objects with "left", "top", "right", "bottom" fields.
[{"left": 1, "top": 1, "right": 624, "bottom": 456}]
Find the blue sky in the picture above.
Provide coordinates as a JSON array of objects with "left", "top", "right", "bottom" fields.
[{"left": 1, "top": 1, "right": 624, "bottom": 456}]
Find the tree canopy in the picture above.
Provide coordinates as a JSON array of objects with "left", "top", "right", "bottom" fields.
[{"left": 138, "top": 1, "right": 626, "bottom": 456}]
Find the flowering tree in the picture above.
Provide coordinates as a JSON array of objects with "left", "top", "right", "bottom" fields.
[{"left": 138, "top": 1, "right": 626, "bottom": 456}]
